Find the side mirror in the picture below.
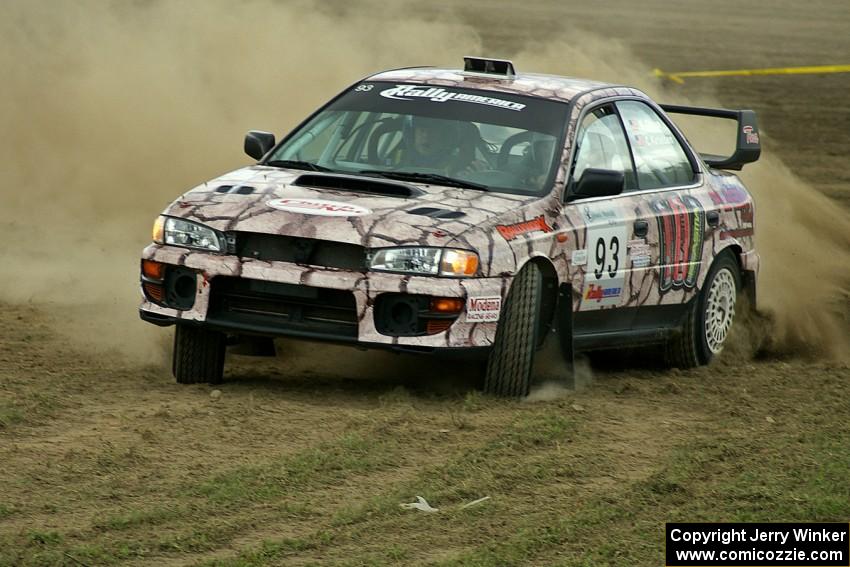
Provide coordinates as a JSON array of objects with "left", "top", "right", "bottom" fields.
[
  {"left": 567, "top": 168, "right": 625, "bottom": 201},
  {"left": 244, "top": 130, "right": 276, "bottom": 161}
]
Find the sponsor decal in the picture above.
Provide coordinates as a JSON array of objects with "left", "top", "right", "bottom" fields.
[
  {"left": 379, "top": 85, "right": 526, "bottom": 111},
  {"left": 632, "top": 255, "right": 651, "bottom": 268},
  {"left": 465, "top": 296, "right": 501, "bottom": 323},
  {"left": 632, "top": 132, "right": 677, "bottom": 147},
  {"left": 629, "top": 240, "right": 652, "bottom": 268},
  {"left": 626, "top": 118, "right": 676, "bottom": 147},
  {"left": 571, "top": 249, "right": 588, "bottom": 266},
  {"left": 496, "top": 215, "right": 553, "bottom": 241},
  {"left": 740, "top": 202, "right": 754, "bottom": 223},
  {"left": 708, "top": 181, "right": 749, "bottom": 207},
  {"left": 584, "top": 283, "right": 622, "bottom": 302},
  {"left": 266, "top": 198, "right": 372, "bottom": 217},
  {"left": 650, "top": 194, "right": 705, "bottom": 291},
  {"left": 720, "top": 202, "right": 754, "bottom": 240},
  {"left": 583, "top": 206, "right": 618, "bottom": 223},
  {"left": 708, "top": 184, "right": 754, "bottom": 240},
  {"left": 743, "top": 124, "right": 760, "bottom": 145}
]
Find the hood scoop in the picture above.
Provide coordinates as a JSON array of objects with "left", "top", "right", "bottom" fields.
[
  {"left": 293, "top": 173, "right": 422, "bottom": 198},
  {"left": 407, "top": 207, "right": 466, "bottom": 220},
  {"left": 215, "top": 184, "right": 255, "bottom": 195}
]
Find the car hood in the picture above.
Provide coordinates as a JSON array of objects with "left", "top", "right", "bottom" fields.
[{"left": 163, "top": 166, "right": 536, "bottom": 249}]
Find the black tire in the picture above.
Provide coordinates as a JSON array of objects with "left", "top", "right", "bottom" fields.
[
  {"left": 665, "top": 251, "right": 741, "bottom": 368},
  {"left": 484, "top": 263, "right": 543, "bottom": 397},
  {"left": 172, "top": 325, "right": 226, "bottom": 384}
]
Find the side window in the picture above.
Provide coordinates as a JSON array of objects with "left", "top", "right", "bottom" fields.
[
  {"left": 573, "top": 105, "right": 637, "bottom": 191},
  {"left": 616, "top": 101, "right": 695, "bottom": 190}
]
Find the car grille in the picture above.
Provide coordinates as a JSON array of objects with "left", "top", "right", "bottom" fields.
[
  {"left": 226, "top": 232, "right": 366, "bottom": 271},
  {"left": 207, "top": 277, "right": 358, "bottom": 339}
]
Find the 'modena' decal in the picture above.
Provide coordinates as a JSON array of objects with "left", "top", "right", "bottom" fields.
[
  {"left": 267, "top": 198, "right": 372, "bottom": 217},
  {"left": 465, "top": 296, "right": 502, "bottom": 323}
]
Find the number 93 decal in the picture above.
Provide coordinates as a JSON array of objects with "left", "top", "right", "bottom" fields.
[
  {"left": 583, "top": 224, "right": 628, "bottom": 309},
  {"left": 593, "top": 235, "right": 620, "bottom": 279}
]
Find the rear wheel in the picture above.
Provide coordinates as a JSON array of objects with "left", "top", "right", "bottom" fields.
[
  {"left": 666, "top": 251, "right": 740, "bottom": 368},
  {"left": 173, "top": 325, "right": 226, "bottom": 384},
  {"left": 484, "top": 264, "right": 543, "bottom": 397}
]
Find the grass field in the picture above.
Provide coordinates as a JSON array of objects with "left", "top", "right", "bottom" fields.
[{"left": 1, "top": 302, "right": 848, "bottom": 566}]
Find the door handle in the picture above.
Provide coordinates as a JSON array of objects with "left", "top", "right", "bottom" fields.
[
  {"left": 634, "top": 220, "right": 648, "bottom": 238},
  {"left": 706, "top": 210, "right": 720, "bottom": 227}
]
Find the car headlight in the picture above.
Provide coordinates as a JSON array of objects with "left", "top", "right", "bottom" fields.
[
  {"left": 152, "top": 216, "right": 225, "bottom": 252},
  {"left": 368, "top": 247, "right": 479, "bottom": 277}
]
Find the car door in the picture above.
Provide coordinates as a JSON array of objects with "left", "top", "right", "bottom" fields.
[
  {"left": 566, "top": 103, "right": 644, "bottom": 335},
  {"left": 613, "top": 99, "right": 707, "bottom": 330}
]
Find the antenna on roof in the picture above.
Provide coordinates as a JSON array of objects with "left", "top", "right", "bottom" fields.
[{"left": 463, "top": 56, "right": 516, "bottom": 78}]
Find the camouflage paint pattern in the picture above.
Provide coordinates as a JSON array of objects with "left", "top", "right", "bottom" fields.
[{"left": 140, "top": 68, "right": 758, "bottom": 348}]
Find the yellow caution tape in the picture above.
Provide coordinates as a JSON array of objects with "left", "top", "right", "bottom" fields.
[{"left": 653, "top": 64, "right": 850, "bottom": 84}]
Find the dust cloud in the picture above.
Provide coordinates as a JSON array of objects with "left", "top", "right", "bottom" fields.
[
  {"left": 0, "top": 0, "right": 479, "bottom": 362},
  {"left": 1, "top": 2, "right": 846, "bottom": 366}
]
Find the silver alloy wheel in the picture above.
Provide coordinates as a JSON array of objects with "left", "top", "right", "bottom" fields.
[{"left": 704, "top": 268, "right": 737, "bottom": 354}]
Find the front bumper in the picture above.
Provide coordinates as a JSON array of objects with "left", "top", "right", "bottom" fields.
[{"left": 139, "top": 244, "right": 507, "bottom": 349}]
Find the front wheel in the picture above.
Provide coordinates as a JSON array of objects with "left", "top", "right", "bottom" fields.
[
  {"left": 172, "top": 325, "right": 226, "bottom": 385},
  {"left": 484, "top": 263, "right": 543, "bottom": 397},
  {"left": 666, "top": 251, "right": 741, "bottom": 368}
]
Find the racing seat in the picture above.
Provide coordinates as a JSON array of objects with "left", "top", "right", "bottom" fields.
[
  {"left": 366, "top": 117, "right": 404, "bottom": 164},
  {"left": 579, "top": 131, "right": 637, "bottom": 190}
]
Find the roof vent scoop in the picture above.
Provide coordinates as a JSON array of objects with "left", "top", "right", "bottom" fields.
[{"left": 463, "top": 56, "right": 516, "bottom": 78}]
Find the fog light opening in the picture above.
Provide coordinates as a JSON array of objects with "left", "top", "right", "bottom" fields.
[
  {"left": 174, "top": 275, "right": 196, "bottom": 300},
  {"left": 390, "top": 301, "right": 415, "bottom": 326}
]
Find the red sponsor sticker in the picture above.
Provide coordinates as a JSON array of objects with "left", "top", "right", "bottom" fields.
[
  {"left": 496, "top": 215, "right": 553, "bottom": 241},
  {"left": 743, "top": 125, "right": 760, "bottom": 145},
  {"left": 465, "top": 296, "right": 502, "bottom": 322},
  {"left": 266, "top": 198, "right": 372, "bottom": 217}
]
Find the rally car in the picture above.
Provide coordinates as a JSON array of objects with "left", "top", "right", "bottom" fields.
[{"left": 139, "top": 57, "right": 760, "bottom": 397}]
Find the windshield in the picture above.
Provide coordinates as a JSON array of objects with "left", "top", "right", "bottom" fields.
[{"left": 266, "top": 82, "right": 570, "bottom": 195}]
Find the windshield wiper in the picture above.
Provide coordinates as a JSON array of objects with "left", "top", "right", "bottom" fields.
[
  {"left": 265, "top": 160, "right": 336, "bottom": 172},
  {"left": 358, "top": 170, "right": 489, "bottom": 191}
]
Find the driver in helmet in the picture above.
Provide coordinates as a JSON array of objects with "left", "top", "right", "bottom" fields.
[{"left": 391, "top": 116, "right": 484, "bottom": 175}]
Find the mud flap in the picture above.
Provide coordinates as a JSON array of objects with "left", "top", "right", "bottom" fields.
[
  {"left": 531, "top": 283, "right": 576, "bottom": 388},
  {"left": 557, "top": 283, "right": 576, "bottom": 389},
  {"left": 740, "top": 269, "right": 758, "bottom": 312}
]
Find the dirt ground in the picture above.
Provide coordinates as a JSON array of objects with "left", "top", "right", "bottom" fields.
[{"left": 1, "top": 1, "right": 849, "bottom": 566}]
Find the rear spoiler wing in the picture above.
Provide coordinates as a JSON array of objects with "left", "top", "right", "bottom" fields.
[{"left": 660, "top": 104, "right": 761, "bottom": 171}]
